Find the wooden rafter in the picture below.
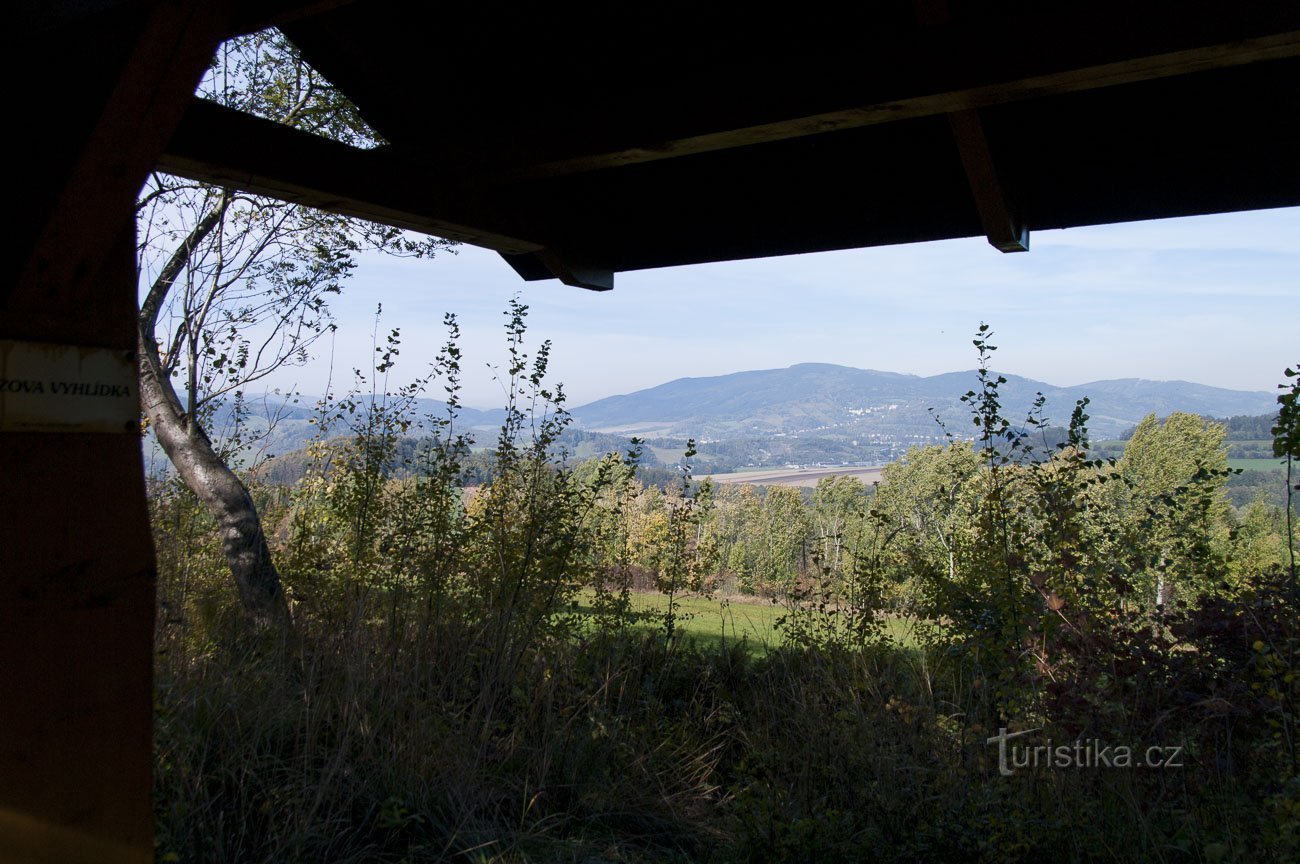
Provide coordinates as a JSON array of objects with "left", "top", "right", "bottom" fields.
[
  {"left": 914, "top": 0, "right": 1027, "bottom": 252},
  {"left": 479, "top": 8, "right": 1300, "bottom": 181},
  {"left": 160, "top": 99, "right": 621, "bottom": 288},
  {"left": 158, "top": 99, "right": 544, "bottom": 254},
  {"left": 947, "top": 109, "right": 1028, "bottom": 253}
]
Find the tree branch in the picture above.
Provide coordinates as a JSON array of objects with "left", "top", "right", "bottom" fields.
[{"left": 140, "top": 190, "right": 229, "bottom": 343}]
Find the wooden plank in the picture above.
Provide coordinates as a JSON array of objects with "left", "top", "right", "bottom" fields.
[
  {"left": 492, "top": 15, "right": 1300, "bottom": 181},
  {"left": 158, "top": 99, "right": 546, "bottom": 255}
]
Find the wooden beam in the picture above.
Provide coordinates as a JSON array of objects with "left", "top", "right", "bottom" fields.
[
  {"left": 488, "top": 8, "right": 1300, "bottom": 181},
  {"left": 162, "top": 100, "right": 616, "bottom": 289},
  {"left": 158, "top": 99, "right": 546, "bottom": 255},
  {"left": 914, "top": 0, "right": 1027, "bottom": 252},
  {"left": 15, "top": 1, "right": 155, "bottom": 33},
  {"left": 229, "top": 0, "right": 362, "bottom": 37},
  {"left": 11, "top": 0, "right": 230, "bottom": 313},
  {"left": 535, "top": 250, "right": 614, "bottom": 292},
  {"left": 498, "top": 250, "right": 613, "bottom": 291},
  {"left": 19, "top": 0, "right": 358, "bottom": 38},
  {"left": 948, "top": 109, "right": 1028, "bottom": 252}
]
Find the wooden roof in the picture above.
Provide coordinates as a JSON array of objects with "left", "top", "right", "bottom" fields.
[{"left": 155, "top": 1, "right": 1300, "bottom": 289}]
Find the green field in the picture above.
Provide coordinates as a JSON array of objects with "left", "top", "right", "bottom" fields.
[
  {"left": 574, "top": 590, "right": 917, "bottom": 654},
  {"left": 1228, "top": 457, "right": 1288, "bottom": 471},
  {"left": 648, "top": 444, "right": 689, "bottom": 464}
]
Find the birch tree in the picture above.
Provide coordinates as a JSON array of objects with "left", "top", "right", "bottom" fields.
[{"left": 137, "top": 30, "right": 450, "bottom": 626}]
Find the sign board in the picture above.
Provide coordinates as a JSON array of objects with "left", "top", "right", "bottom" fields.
[{"left": 0, "top": 340, "right": 139, "bottom": 433}]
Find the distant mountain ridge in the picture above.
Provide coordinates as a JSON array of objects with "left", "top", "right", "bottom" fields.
[
  {"left": 192, "top": 364, "right": 1277, "bottom": 471},
  {"left": 569, "top": 363, "right": 1277, "bottom": 440}
]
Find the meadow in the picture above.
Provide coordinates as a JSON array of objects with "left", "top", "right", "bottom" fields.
[
  {"left": 572, "top": 590, "right": 918, "bottom": 655},
  {"left": 1229, "top": 456, "right": 1290, "bottom": 471}
]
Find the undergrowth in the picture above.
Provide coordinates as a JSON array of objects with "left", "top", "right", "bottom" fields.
[{"left": 151, "top": 317, "right": 1299, "bottom": 862}]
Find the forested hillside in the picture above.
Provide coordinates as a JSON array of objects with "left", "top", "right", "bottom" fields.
[
  {"left": 181, "top": 375, "right": 1281, "bottom": 480},
  {"left": 572, "top": 362, "right": 1277, "bottom": 439}
]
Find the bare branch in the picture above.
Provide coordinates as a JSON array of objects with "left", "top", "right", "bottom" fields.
[{"left": 140, "top": 191, "right": 229, "bottom": 343}]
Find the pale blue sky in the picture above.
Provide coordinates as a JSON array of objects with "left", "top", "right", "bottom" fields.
[{"left": 292, "top": 206, "right": 1298, "bottom": 410}]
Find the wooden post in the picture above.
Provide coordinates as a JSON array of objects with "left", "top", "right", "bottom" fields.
[
  {"left": 1, "top": 4, "right": 227, "bottom": 861},
  {"left": 0, "top": 229, "right": 158, "bottom": 864}
]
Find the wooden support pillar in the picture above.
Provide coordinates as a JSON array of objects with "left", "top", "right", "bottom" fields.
[
  {"left": 0, "top": 230, "right": 157, "bottom": 864},
  {"left": 1, "top": 3, "right": 228, "bottom": 862}
]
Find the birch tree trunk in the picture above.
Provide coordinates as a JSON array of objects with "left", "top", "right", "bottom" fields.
[
  {"left": 138, "top": 338, "right": 290, "bottom": 628},
  {"left": 138, "top": 196, "right": 290, "bottom": 629}
]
